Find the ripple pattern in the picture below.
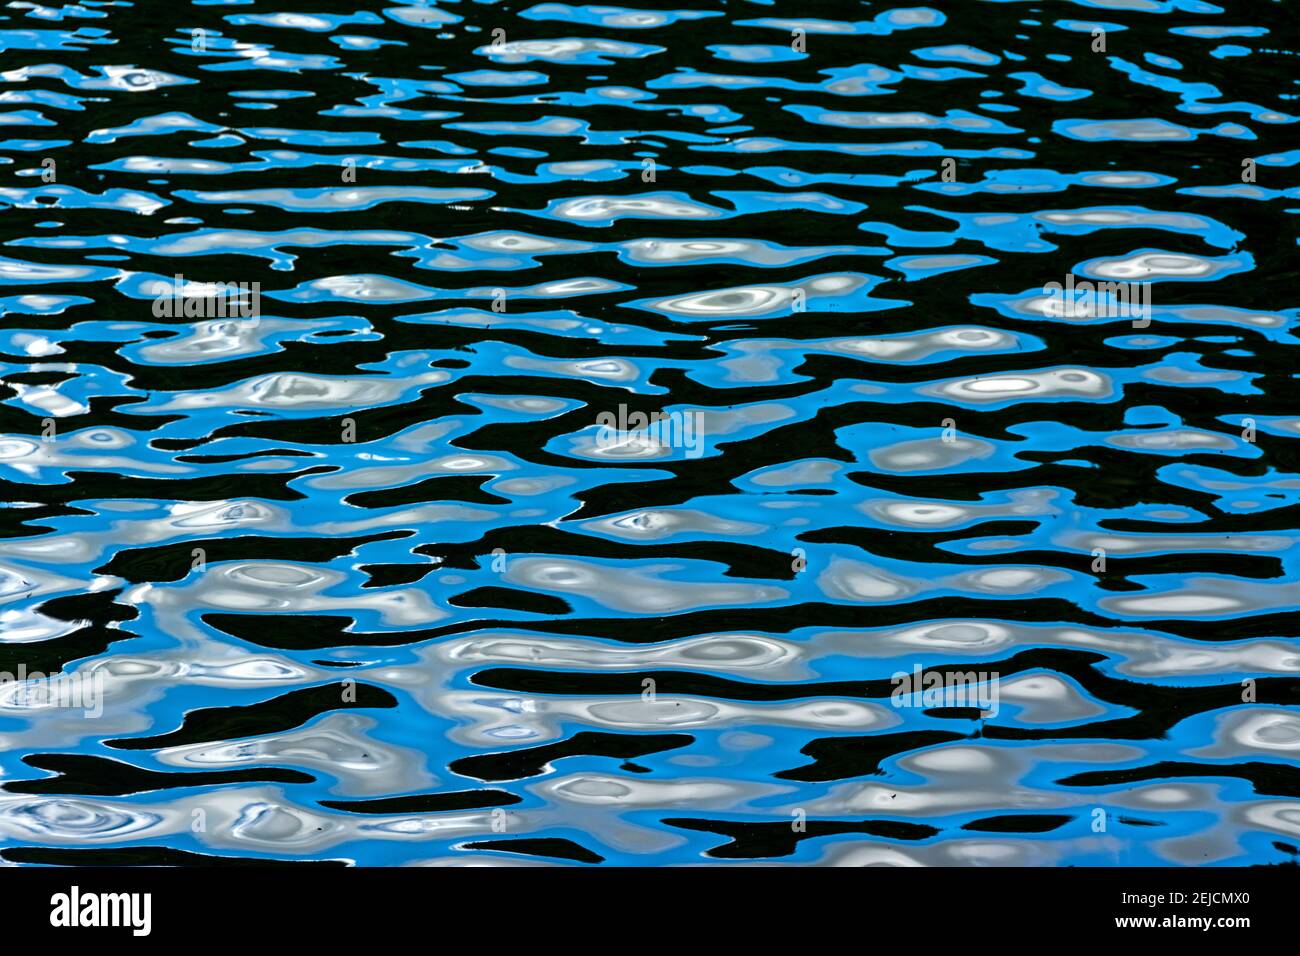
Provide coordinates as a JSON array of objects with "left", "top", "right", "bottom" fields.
[{"left": 0, "top": 0, "right": 1299, "bottom": 867}]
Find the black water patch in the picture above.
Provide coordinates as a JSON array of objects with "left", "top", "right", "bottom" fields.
[
  {"left": 320, "top": 790, "right": 523, "bottom": 814},
  {"left": 665, "top": 818, "right": 939, "bottom": 859},
  {"left": 776, "top": 731, "right": 970, "bottom": 782},
  {"left": 106, "top": 684, "right": 397, "bottom": 750},
  {"left": 95, "top": 530, "right": 410, "bottom": 583},
  {"left": 962, "top": 815, "right": 1073, "bottom": 834},
  {"left": 451, "top": 732, "right": 694, "bottom": 782},
  {"left": 461, "top": 838, "right": 604, "bottom": 865},
  {"left": 345, "top": 475, "right": 511, "bottom": 508},
  {"left": 450, "top": 586, "right": 573, "bottom": 616},
  {"left": 1058, "top": 761, "right": 1300, "bottom": 799},
  {"left": 5, "top": 754, "right": 315, "bottom": 796}
]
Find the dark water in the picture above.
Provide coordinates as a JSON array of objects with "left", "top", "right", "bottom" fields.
[{"left": 1, "top": 0, "right": 1299, "bottom": 866}]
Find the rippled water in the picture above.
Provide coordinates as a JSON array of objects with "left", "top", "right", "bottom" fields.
[{"left": 1, "top": 0, "right": 1299, "bottom": 867}]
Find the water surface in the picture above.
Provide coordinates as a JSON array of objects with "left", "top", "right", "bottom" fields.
[{"left": 1, "top": 0, "right": 1298, "bottom": 867}]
